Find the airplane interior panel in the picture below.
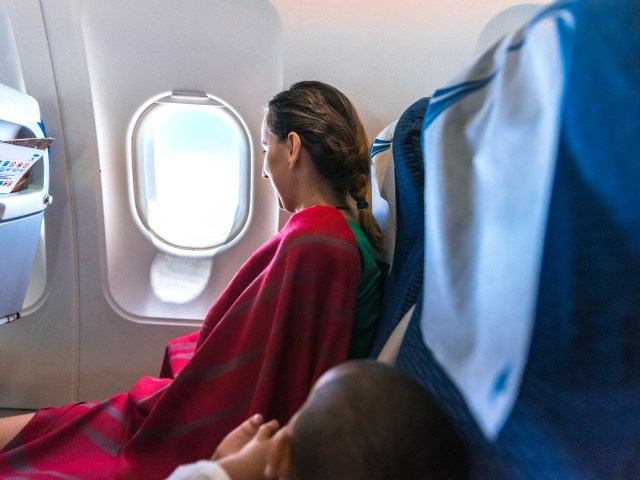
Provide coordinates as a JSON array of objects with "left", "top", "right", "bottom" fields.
[
  {"left": 0, "top": 0, "right": 546, "bottom": 412},
  {"left": 1, "top": 0, "right": 638, "bottom": 478}
]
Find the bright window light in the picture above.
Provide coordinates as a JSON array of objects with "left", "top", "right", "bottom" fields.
[{"left": 130, "top": 93, "right": 250, "bottom": 254}]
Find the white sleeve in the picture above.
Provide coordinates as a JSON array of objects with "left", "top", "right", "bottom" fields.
[{"left": 165, "top": 460, "right": 232, "bottom": 480}]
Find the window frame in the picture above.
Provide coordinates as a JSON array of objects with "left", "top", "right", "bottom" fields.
[{"left": 128, "top": 91, "right": 252, "bottom": 256}]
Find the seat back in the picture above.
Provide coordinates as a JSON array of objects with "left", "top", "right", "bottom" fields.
[
  {"left": 369, "top": 97, "right": 429, "bottom": 361},
  {"left": 0, "top": 83, "right": 50, "bottom": 325},
  {"left": 376, "top": 1, "right": 640, "bottom": 479}
]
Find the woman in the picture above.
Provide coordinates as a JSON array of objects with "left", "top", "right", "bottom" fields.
[{"left": 0, "top": 81, "right": 382, "bottom": 479}]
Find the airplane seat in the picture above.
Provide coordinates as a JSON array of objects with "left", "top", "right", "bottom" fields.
[
  {"left": 372, "top": 1, "right": 640, "bottom": 478},
  {"left": 368, "top": 97, "right": 429, "bottom": 363},
  {"left": 0, "top": 83, "right": 50, "bottom": 326}
]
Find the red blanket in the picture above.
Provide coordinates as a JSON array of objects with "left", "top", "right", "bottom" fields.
[{"left": 0, "top": 206, "right": 360, "bottom": 479}]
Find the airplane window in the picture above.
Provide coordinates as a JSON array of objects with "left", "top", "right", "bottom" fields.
[{"left": 130, "top": 93, "right": 250, "bottom": 255}]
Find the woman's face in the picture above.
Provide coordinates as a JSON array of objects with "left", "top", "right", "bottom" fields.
[{"left": 261, "top": 115, "right": 294, "bottom": 212}]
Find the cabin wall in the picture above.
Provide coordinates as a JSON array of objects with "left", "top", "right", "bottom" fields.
[
  {"left": 0, "top": 0, "right": 546, "bottom": 410},
  {"left": 270, "top": 0, "right": 545, "bottom": 140}
]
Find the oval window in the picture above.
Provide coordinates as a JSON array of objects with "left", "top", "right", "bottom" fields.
[{"left": 130, "top": 92, "right": 251, "bottom": 254}]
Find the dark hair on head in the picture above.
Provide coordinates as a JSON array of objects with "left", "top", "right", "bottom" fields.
[
  {"left": 265, "top": 80, "right": 383, "bottom": 252},
  {"left": 289, "top": 360, "right": 469, "bottom": 480}
]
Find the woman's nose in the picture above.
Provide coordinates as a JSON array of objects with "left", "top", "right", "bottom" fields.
[{"left": 262, "top": 165, "right": 269, "bottom": 179}]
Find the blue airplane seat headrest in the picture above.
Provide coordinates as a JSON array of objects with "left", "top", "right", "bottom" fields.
[{"left": 368, "top": 97, "right": 429, "bottom": 360}]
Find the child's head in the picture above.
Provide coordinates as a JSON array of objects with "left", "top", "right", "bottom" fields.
[{"left": 266, "top": 360, "right": 468, "bottom": 480}]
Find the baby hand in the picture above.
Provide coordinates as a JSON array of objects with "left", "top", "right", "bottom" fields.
[{"left": 213, "top": 414, "right": 268, "bottom": 460}]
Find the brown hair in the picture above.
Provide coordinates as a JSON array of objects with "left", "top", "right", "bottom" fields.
[
  {"left": 289, "top": 360, "right": 469, "bottom": 480},
  {"left": 264, "top": 81, "right": 383, "bottom": 252}
]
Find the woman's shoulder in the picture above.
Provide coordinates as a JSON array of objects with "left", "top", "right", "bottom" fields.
[{"left": 285, "top": 206, "right": 354, "bottom": 240}]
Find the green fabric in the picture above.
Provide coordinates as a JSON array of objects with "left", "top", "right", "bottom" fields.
[{"left": 346, "top": 220, "right": 382, "bottom": 358}]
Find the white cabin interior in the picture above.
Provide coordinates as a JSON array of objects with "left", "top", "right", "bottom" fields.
[{"left": 0, "top": 0, "right": 545, "bottom": 412}]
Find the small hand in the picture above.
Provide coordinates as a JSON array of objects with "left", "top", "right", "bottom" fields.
[
  {"left": 213, "top": 414, "right": 267, "bottom": 460},
  {"left": 217, "top": 418, "right": 281, "bottom": 480}
]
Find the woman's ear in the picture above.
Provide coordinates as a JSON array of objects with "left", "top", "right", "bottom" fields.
[
  {"left": 286, "top": 131, "right": 302, "bottom": 169},
  {"left": 265, "top": 427, "right": 292, "bottom": 479}
]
